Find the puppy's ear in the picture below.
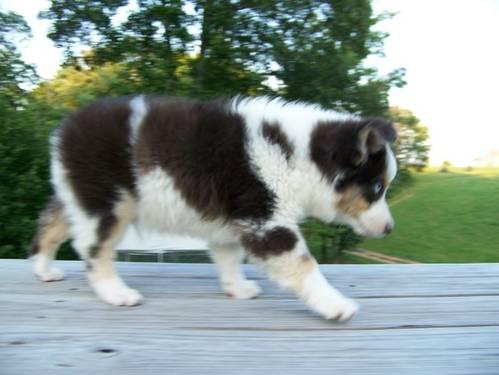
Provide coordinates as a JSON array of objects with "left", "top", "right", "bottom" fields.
[
  {"left": 366, "top": 118, "right": 397, "bottom": 143},
  {"left": 354, "top": 119, "right": 395, "bottom": 166}
]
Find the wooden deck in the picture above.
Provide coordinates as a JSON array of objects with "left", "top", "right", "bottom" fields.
[{"left": 1, "top": 259, "right": 499, "bottom": 374}]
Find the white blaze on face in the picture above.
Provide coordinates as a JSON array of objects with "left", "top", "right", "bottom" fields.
[
  {"left": 357, "top": 145, "right": 397, "bottom": 237},
  {"left": 386, "top": 144, "right": 397, "bottom": 183}
]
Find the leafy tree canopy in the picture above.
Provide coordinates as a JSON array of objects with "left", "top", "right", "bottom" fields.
[
  {"left": 40, "top": 0, "right": 404, "bottom": 114},
  {"left": 0, "top": 11, "right": 50, "bottom": 257}
]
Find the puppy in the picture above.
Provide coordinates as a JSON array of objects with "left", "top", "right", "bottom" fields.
[{"left": 30, "top": 95, "right": 397, "bottom": 321}]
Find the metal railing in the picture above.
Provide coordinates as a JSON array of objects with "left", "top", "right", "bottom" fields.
[{"left": 117, "top": 249, "right": 211, "bottom": 263}]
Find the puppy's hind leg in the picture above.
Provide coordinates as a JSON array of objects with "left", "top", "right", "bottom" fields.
[
  {"left": 77, "top": 194, "right": 143, "bottom": 307},
  {"left": 210, "top": 244, "right": 261, "bottom": 299},
  {"left": 30, "top": 196, "right": 69, "bottom": 282}
]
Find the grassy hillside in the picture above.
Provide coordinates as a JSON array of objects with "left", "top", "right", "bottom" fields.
[{"left": 361, "top": 168, "right": 499, "bottom": 263}]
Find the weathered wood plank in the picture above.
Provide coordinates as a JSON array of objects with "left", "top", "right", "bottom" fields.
[
  {"left": 5, "top": 258, "right": 499, "bottom": 278},
  {"left": 2, "top": 293, "right": 499, "bottom": 330},
  {"left": 1, "top": 328, "right": 498, "bottom": 375},
  {"left": 1, "top": 259, "right": 498, "bottom": 375},
  {"left": 2, "top": 260, "right": 499, "bottom": 298}
]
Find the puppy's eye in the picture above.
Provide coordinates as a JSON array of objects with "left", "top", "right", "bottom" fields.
[{"left": 373, "top": 182, "right": 383, "bottom": 194}]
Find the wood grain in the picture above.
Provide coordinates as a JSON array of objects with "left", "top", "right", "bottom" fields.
[{"left": 1, "top": 259, "right": 498, "bottom": 374}]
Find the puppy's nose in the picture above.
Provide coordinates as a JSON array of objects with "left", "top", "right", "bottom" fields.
[{"left": 384, "top": 223, "right": 393, "bottom": 235}]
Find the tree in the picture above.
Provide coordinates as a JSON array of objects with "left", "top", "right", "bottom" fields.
[
  {"left": 40, "top": 0, "right": 194, "bottom": 94},
  {"left": 40, "top": 0, "right": 269, "bottom": 96},
  {"left": 0, "top": 11, "right": 52, "bottom": 258},
  {"left": 390, "top": 107, "right": 430, "bottom": 171},
  {"left": 190, "top": 0, "right": 270, "bottom": 97},
  {"left": 33, "top": 58, "right": 138, "bottom": 109},
  {"left": 39, "top": 0, "right": 404, "bottom": 107},
  {"left": 0, "top": 12, "right": 37, "bottom": 104},
  {"left": 253, "top": 0, "right": 405, "bottom": 115}
]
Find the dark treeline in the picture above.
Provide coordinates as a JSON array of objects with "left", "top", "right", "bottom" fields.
[{"left": 0, "top": 1, "right": 427, "bottom": 260}]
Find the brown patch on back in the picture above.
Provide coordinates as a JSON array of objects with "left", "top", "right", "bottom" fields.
[
  {"left": 57, "top": 97, "right": 136, "bottom": 218},
  {"left": 262, "top": 121, "right": 293, "bottom": 160},
  {"left": 134, "top": 97, "right": 276, "bottom": 222},
  {"left": 336, "top": 186, "right": 370, "bottom": 217},
  {"left": 241, "top": 226, "right": 298, "bottom": 258}
]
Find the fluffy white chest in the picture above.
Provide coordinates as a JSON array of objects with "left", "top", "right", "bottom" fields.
[{"left": 136, "top": 167, "right": 237, "bottom": 244}]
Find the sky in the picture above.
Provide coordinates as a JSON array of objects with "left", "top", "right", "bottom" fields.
[
  {"left": 370, "top": 0, "right": 499, "bottom": 166},
  {"left": 1, "top": 0, "right": 499, "bottom": 166}
]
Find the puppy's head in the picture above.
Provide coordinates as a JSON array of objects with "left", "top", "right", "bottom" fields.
[{"left": 311, "top": 118, "right": 397, "bottom": 238}]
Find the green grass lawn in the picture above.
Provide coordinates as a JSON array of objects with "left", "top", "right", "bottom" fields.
[{"left": 361, "top": 168, "right": 499, "bottom": 263}]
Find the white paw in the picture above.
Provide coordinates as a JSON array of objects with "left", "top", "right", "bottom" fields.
[
  {"left": 35, "top": 266, "right": 65, "bottom": 282},
  {"left": 224, "top": 280, "right": 262, "bottom": 299},
  {"left": 308, "top": 295, "right": 359, "bottom": 322},
  {"left": 93, "top": 279, "right": 144, "bottom": 306},
  {"left": 32, "top": 255, "right": 65, "bottom": 282}
]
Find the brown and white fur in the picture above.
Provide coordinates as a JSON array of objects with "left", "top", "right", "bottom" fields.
[{"left": 30, "top": 95, "right": 397, "bottom": 321}]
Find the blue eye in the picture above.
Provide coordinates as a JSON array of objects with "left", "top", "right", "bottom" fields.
[{"left": 373, "top": 182, "right": 383, "bottom": 194}]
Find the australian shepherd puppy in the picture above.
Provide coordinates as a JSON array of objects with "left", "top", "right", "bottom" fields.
[{"left": 30, "top": 95, "right": 397, "bottom": 321}]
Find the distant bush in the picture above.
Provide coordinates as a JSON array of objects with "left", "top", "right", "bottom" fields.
[
  {"left": 302, "top": 221, "right": 361, "bottom": 263},
  {"left": 440, "top": 160, "right": 452, "bottom": 173}
]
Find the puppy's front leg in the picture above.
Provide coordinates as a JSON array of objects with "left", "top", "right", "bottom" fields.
[
  {"left": 210, "top": 243, "right": 261, "bottom": 299},
  {"left": 242, "top": 225, "right": 358, "bottom": 321}
]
